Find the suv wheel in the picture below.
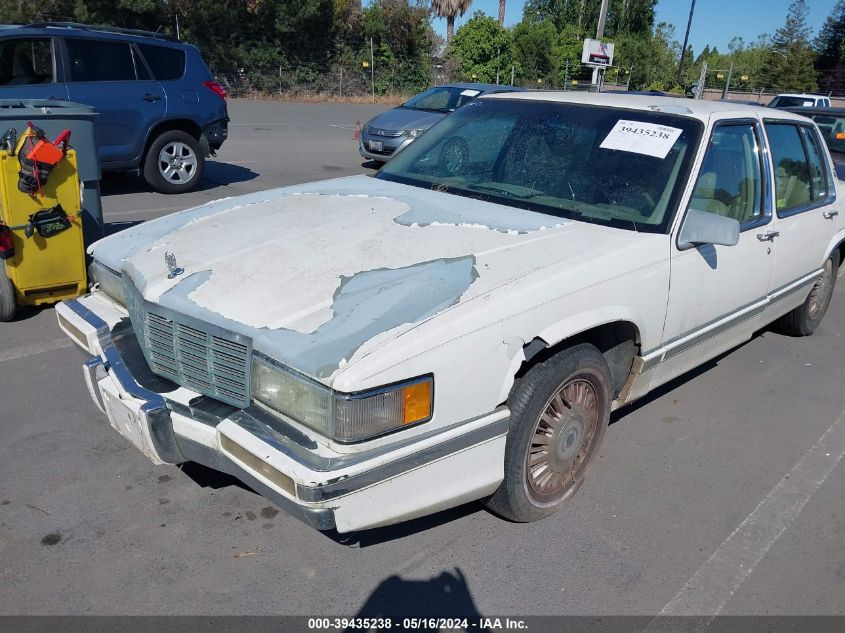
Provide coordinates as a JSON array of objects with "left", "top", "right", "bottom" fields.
[
  {"left": 143, "top": 130, "right": 205, "bottom": 194},
  {"left": 484, "top": 343, "right": 611, "bottom": 523}
]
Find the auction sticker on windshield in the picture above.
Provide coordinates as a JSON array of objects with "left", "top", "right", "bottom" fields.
[
  {"left": 599, "top": 120, "right": 682, "bottom": 159},
  {"left": 460, "top": 89, "right": 482, "bottom": 97}
]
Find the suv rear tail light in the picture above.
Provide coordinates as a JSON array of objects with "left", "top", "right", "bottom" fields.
[
  {"left": 0, "top": 224, "right": 13, "bottom": 260},
  {"left": 203, "top": 81, "right": 227, "bottom": 100}
]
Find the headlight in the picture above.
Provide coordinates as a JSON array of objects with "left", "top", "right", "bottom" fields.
[
  {"left": 403, "top": 128, "right": 425, "bottom": 138},
  {"left": 88, "top": 260, "right": 125, "bottom": 307},
  {"left": 252, "top": 355, "right": 433, "bottom": 443}
]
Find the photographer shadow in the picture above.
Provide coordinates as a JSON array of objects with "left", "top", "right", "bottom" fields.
[{"left": 350, "top": 568, "right": 489, "bottom": 631}]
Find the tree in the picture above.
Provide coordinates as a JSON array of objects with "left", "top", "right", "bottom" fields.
[
  {"left": 814, "top": 0, "right": 845, "bottom": 70},
  {"left": 450, "top": 11, "right": 512, "bottom": 82},
  {"left": 612, "top": 22, "right": 680, "bottom": 91},
  {"left": 431, "top": 0, "right": 473, "bottom": 43},
  {"left": 814, "top": 0, "right": 845, "bottom": 94},
  {"left": 523, "top": 0, "right": 655, "bottom": 37},
  {"left": 498, "top": 0, "right": 506, "bottom": 27},
  {"left": 511, "top": 19, "right": 557, "bottom": 84},
  {"left": 724, "top": 35, "right": 772, "bottom": 91},
  {"left": 760, "top": 0, "right": 817, "bottom": 91}
]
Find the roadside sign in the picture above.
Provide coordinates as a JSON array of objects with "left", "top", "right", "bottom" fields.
[{"left": 582, "top": 39, "right": 615, "bottom": 68}]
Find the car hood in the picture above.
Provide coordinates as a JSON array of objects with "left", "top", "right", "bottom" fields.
[
  {"left": 366, "top": 107, "right": 445, "bottom": 132},
  {"left": 93, "top": 176, "right": 632, "bottom": 384}
]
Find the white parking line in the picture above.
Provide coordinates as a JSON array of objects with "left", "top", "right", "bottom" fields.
[
  {"left": 650, "top": 407, "right": 845, "bottom": 626},
  {"left": 0, "top": 339, "right": 74, "bottom": 363}
]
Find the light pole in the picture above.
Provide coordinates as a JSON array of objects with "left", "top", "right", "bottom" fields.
[
  {"left": 677, "top": 0, "right": 696, "bottom": 85},
  {"left": 593, "top": 0, "right": 610, "bottom": 90}
]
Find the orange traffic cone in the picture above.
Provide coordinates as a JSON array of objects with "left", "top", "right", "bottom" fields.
[{"left": 353, "top": 120, "right": 361, "bottom": 140}]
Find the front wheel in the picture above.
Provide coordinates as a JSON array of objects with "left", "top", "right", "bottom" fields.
[
  {"left": 143, "top": 130, "right": 205, "bottom": 194},
  {"left": 485, "top": 343, "right": 612, "bottom": 523},
  {"left": 774, "top": 254, "right": 838, "bottom": 336}
]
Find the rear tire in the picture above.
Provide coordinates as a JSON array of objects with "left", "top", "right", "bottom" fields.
[
  {"left": 143, "top": 130, "right": 205, "bottom": 194},
  {"left": 0, "top": 270, "right": 16, "bottom": 322},
  {"left": 773, "top": 254, "right": 838, "bottom": 336},
  {"left": 484, "top": 343, "right": 612, "bottom": 523}
]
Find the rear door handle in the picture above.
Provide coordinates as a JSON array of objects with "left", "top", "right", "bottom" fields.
[
  {"left": 823, "top": 210, "right": 839, "bottom": 219},
  {"left": 142, "top": 94, "right": 162, "bottom": 102},
  {"left": 757, "top": 231, "right": 780, "bottom": 242}
]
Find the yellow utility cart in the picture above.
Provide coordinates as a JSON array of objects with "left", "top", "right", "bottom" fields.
[{"left": 0, "top": 147, "right": 87, "bottom": 321}]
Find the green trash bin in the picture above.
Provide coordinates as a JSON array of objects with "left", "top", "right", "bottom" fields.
[{"left": 0, "top": 99, "right": 103, "bottom": 246}]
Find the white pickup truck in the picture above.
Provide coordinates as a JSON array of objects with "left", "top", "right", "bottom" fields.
[{"left": 56, "top": 93, "right": 845, "bottom": 533}]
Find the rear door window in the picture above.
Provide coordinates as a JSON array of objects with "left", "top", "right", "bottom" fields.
[
  {"left": 137, "top": 44, "right": 185, "bottom": 81},
  {"left": 765, "top": 123, "right": 813, "bottom": 213},
  {"left": 0, "top": 38, "right": 55, "bottom": 85},
  {"left": 66, "top": 38, "right": 136, "bottom": 82},
  {"left": 799, "top": 126, "right": 830, "bottom": 201}
]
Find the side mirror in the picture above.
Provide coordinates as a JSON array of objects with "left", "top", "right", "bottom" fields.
[{"left": 678, "top": 208, "right": 740, "bottom": 249}]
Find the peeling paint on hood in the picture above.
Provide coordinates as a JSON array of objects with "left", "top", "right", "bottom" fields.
[
  {"left": 154, "top": 257, "right": 478, "bottom": 379},
  {"left": 285, "top": 176, "right": 568, "bottom": 233},
  {"left": 100, "top": 177, "right": 627, "bottom": 383}
]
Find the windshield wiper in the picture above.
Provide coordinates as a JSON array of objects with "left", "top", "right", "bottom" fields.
[
  {"left": 467, "top": 183, "right": 543, "bottom": 200},
  {"left": 408, "top": 106, "right": 447, "bottom": 114}
]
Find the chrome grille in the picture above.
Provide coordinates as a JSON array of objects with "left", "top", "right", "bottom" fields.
[
  {"left": 142, "top": 310, "right": 251, "bottom": 408},
  {"left": 369, "top": 128, "right": 404, "bottom": 137},
  {"left": 122, "top": 274, "right": 253, "bottom": 408}
]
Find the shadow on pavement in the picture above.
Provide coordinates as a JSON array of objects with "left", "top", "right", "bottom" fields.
[
  {"left": 350, "top": 568, "right": 489, "bottom": 627},
  {"left": 610, "top": 328, "right": 769, "bottom": 426},
  {"left": 100, "top": 161, "right": 258, "bottom": 195},
  {"left": 179, "top": 461, "right": 254, "bottom": 493}
]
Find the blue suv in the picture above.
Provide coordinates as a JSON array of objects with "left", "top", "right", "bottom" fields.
[{"left": 0, "top": 22, "right": 228, "bottom": 193}]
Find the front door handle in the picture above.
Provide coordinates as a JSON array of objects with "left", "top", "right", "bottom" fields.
[
  {"left": 757, "top": 231, "right": 780, "bottom": 242},
  {"left": 823, "top": 210, "right": 839, "bottom": 219},
  {"left": 142, "top": 94, "right": 162, "bottom": 102}
]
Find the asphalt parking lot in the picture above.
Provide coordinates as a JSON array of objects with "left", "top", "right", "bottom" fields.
[{"left": 1, "top": 99, "right": 844, "bottom": 617}]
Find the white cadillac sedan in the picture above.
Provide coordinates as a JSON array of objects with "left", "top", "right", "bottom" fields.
[{"left": 57, "top": 92, "right": 844, "bottom": 533}]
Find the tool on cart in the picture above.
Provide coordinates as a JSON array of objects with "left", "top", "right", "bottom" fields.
[{"left": 15, "top": 123, "right": 71, "bottom": 196}]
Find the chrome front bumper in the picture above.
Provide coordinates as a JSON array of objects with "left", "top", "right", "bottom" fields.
[
  {"left": 55, "top": 294, "right": 509, "bottom": 533},
  {"left": 358, "top": 135, "right": 414, "bottom": 162}
]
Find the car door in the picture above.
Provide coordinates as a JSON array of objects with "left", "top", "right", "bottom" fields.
[
  {"left": 0, "top": 37, "right": 68, "bottom": 100},
  {"left": 64, "top": 37, "right": 165, "bottom": 166},
  {"left": 652, "top": 119, "right": 775, "bottom": 386},
  {"left": 760, "top": 121, "right": 839, "bottom": 320}
]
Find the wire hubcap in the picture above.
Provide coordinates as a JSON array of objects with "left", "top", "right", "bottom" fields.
[
  {"left": 808, "top": 259, "right": 833, "bottom": 320},
  {"left": 526, "top": 378, "right": 600, "bottom": 500}
]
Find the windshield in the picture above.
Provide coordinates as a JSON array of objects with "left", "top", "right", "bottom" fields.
[
  {"left": 401, "top": 86, "right": 484, "bottom": 113},
  {"left": 377, "top": 99, "right": 703, "bottom": 233},
  {"left": 801, "top": 112, "right": 845, "bottom": 154},
  {"left": 770, "top": 96, "right": 817, "bottom": 108}
]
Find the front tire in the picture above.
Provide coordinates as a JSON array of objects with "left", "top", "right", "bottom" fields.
[
  {"left": 143, "top": 130, "right": 205, "bottom": 194},
  {"left": 485, "top": 343, "right": 612, "bottom": 523},
  {"left": 774, "top": 254, "right": 838, "bottom": 336}
]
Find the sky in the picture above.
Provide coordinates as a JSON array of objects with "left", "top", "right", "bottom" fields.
[{"left": 428, "top": 0, "right": 840, "bottom": 54}]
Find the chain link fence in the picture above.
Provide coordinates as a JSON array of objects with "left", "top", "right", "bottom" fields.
[
  {"left": 210, "top": 60, "right": 637, "bottom": 101},
  {"left": 211, "top": 61, "right": 432, "bottom": 102},
  {"left": 210, "top": 60, "right": 845, "bottom": 105}
]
